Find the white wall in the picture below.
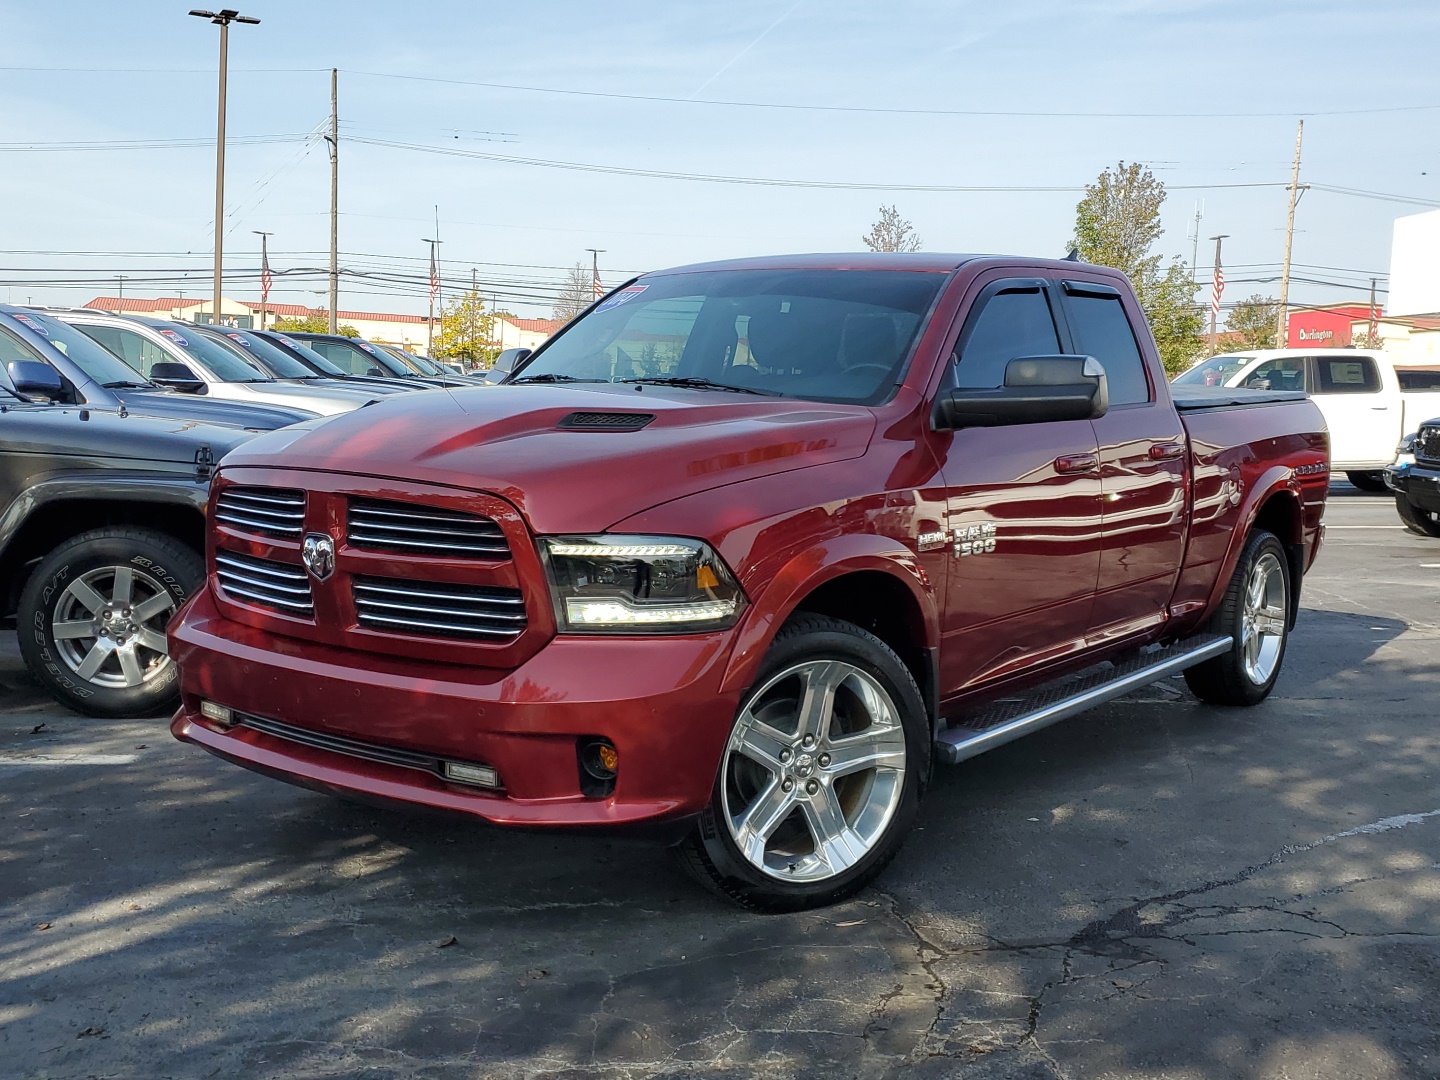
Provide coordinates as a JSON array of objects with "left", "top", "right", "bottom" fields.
[{"left": 1388, "top": 209, "right": 1440, "bottom": 317}]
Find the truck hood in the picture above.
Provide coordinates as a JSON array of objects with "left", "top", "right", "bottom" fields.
[
  {"left": 222, "top": 383, "right": 877, "bottom": 532},
  {"left": 109, "top": 387, "right": 316, "bottom": 430}
]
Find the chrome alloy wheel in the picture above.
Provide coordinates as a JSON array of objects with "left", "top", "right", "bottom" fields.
[
  {"left": 721, "top": 660, "right": 908, "bottom": 882},
  {"left": 1240, "top": 551, "right": 1287, "bottom": 685},
  {"left": 50, "top": 566, "right": 177, "bottom": 689}
]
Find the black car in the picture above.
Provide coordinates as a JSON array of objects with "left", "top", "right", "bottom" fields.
[
  {"left": 4, "top": 306, "right": 315, "bottom": 430},
  {"left": 285, "top": 332, "right": 473, "bottom": 388},
  {"left": 250, "top": 330, "right": 422, "bottom": 393},
  {"left": 193, "top": 326, "right": 411, "bottom": 397},
  {"left": 1387, "top": 422, "right": 1440, "bottom": 537}
]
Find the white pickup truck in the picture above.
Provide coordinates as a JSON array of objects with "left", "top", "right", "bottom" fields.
[{"left": 1173, "top": 349, "right": 1440, "bottom": 490}]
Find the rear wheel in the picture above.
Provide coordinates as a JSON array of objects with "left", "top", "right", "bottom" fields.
[
  {"left": 1184, "top": 529, "right": 1290, "bottom": 706},
  {"left": 679, "top": 614, "right": 929, "bottom": 912},
  {"left": 17, "top": 527, "right": 204, "bottom": 718},
  {"left": 1345, "top": 471, "right": 1388, "bottom": 493},
  {"left": 1395, "top": 494, "right": 1440, "bottom": 538}
]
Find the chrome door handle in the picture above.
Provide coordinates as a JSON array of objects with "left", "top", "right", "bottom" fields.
[
  {"left": 1148, "top": 441, "right": 1186, "bottom": 461},
  {"left": 1055, "top": 453, "right": 1099, "bottom": 475}
]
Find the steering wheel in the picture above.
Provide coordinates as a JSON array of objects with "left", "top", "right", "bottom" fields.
[{"left": 843, "top": 363, "right": 894, "bottom": 380}]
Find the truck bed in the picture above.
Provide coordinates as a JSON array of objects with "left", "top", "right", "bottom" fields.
[{"left": 1170, "top": 385, "right": 1309, "bottom": 411}]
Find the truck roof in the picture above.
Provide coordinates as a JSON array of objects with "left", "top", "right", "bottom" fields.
[{"left": 647, "top": 252, "right": 1113, "bottom": 277}]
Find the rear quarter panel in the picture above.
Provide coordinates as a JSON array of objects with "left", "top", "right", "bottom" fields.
[{"left": 1169, "top": 399, "right": 1328, "bottom": 636}]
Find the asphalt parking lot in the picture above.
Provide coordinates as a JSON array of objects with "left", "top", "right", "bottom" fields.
[{"left": 3, "top": 480, "right": 1439, "bottom": 1080}]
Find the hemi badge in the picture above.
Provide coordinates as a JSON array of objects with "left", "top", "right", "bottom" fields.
[{"left": 917, "top": 530, "right": 949, "bottom": 552}]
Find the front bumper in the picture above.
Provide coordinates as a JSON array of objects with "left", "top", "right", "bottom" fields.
[
  {"left": 169, "top": 586, "right": 742, "bottom": 827},
  {"left": 1386, "top": 461, "right": 1440, "bottom": 510}
]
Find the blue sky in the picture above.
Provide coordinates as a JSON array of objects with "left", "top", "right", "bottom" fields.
[{"left": 1, "top": 0, "right": 1436, "bottom": 319}]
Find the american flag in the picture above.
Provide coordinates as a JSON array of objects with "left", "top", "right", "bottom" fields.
[
  {"left": 429, "top": 247, "right": 440, "bottom": 302},
  {"left": 1210, "top": 262, "right": 1225, "bottom": 321},
  {"left": 593, "top": 272, "right": 604, "bottom": 300},
  {"left": 260, "top": 249, "right": 272, "bottom": 305}
]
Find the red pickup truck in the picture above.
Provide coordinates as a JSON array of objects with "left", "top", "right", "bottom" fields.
[{"left": 169, "top": 253, "right": 1328, "bottom": 911}]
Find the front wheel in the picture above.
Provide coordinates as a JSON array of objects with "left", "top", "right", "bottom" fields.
[
  {"left": 678, "top": 614, "right": 929, "bottom": 912},
  {"left": 17, "top": 527, "right": 204, "bottom": 718},
  {"left": 1184, "top": 529, "right": 1290, "bottom": 706},
  {"left": 1396, "top": 494, "right": 1440, "bottom": 538}
]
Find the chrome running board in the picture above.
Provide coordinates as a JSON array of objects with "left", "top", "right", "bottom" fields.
[{"left": 933, "top": 633, "right": 1233, "bottom": 766}]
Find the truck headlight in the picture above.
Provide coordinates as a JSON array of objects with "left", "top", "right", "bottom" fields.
[{"left": 539, "top": 536, "right": 745, "bottom": 633}]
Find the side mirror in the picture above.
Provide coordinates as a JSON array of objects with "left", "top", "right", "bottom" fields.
[
  {"left": 487, "top": 347, "right": 530, "bottom": 383},
  {"left": 7, "top": 360, "right": 64, "bottom": 402},
  {"left": 149, "top": 362, "right": 206, "bottom": 394},
  {"left": 934, "top": 354, "right": 1108, "bottom": 430}
]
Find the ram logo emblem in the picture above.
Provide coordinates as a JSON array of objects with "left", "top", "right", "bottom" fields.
[{"left": 301, "top": 532, "right": 336, "bottom": 582}]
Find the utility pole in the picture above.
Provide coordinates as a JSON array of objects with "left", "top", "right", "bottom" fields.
[
  {"left": 190, "top": 9, "right": 260, "bottom": 328},
  {"left": 1276, "top": 119, "right": 1304, "bottom": 349},
  {"left": 116, "top": 275, "right": 125, "bottom": 303},
  {"left": 423, "top": 236, "right": 442, "bottom": 356},
  {"left": 252, "top": 229, "right": 272, "bottom": 330},
  {"left": 327, "top": 68, "right": 339, "bottom": 334},
  {"left": 1208, "top": 234, "right": 1229, "bottom": 353},
  {"left": 586, "top": 248, "right": 605, "bottom": 298}
]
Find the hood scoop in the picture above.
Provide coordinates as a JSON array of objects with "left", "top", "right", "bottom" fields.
[{"left": 557, "top": 411, "right": 656, "bottom": 432}]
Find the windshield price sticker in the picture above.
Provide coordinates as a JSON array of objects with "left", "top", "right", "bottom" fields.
[
  {"left": 159, "top": 329, "right": 189, "bottom": 346},
  {"left": 358, "top": 342, "right": 377, "bottom": 354},
  {"left": 596, "top": 285, "right": 647, "bottom": 313},
  {"left": 226, "top": 333, "right": 252, "bottom": 347}
]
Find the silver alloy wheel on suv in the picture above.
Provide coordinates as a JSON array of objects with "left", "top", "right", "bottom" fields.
[{"left": 51, "top": 565, "right": 178, "bottom": 689}]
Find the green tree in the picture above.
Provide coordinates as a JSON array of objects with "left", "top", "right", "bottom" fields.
[
  {"left": 1225, "top": 294, "right": 1282, "bottom": 351},
  {"left": 862, "top": 204, "right": 922, "bottom": 252},
  {"left": 1070, "top": 162, "right": 1204, "bottom": 374},
  {"left": 434, "top": 289, "right": 497, "bottom": 369},
  {"left": 272, "top": 314, "right": 359, "bottom": 337}
]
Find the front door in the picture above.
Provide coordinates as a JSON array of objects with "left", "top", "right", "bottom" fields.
[
  {"left": 935, "top": 276, "right": 1104, "bottom": 697},
  {"left": 1310, "top": 354, "right": 1397, "bottom": 467}
]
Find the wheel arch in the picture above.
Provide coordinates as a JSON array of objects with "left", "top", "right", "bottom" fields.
[
  {"left": 1211, "top": 473, "right": 1306, "bottom": 630},
  {"left": 721, "top": 535, "right": 940, "bottom": 725}
]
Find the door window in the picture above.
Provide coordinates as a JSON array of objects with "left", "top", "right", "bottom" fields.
[
  {"left": 75, "top": 324, "right": 172, "bottom": 378},
  {"left": 1315, "top": 356, "right": 1380, "bottom": 394},
  {"left": 0, "top": 326, "right": 44, "bottom": 369},
  {"left": 1062, "top": 288, "right": 1151, "bottom": 405},
  {"left": 951, "top": 285, "right": 1061, "bottom": 388},
  {"left": 1243, "top": 358, "right": 1307, "bottom": 392}
]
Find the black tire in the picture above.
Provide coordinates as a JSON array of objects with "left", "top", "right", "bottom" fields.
[
  {"left": 678, "top": 613, "right": 930, "bottom": 912},
  {"left": 1395, "top": 494, "right": 1440, "bottom": 538},
  {"left": 1345, "top": 471, "right": 1388, "bottom": 493},
  {"left": 17, "top": 527, "right": 204, "bottom": 718},
  {"left": 1183, "top": 529, "right": 1290, "bottom": 707}
]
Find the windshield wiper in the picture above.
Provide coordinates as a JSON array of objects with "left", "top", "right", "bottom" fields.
[
  {"left": 617, "top": 376, "right": 778, "bottom": 396},
  {"left": 511, "top": 373, "right": 606, "bottom": 384},
  {"left": 102, "top": 380, "right": 154, "bottom": 389}
]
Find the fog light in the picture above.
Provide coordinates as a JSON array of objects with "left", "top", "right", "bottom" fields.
[
  {"left": 442, "top": 761, "right": 500, "bottom": 789},
  {"left": 200, "top": 700, "right": 233, "bottom": 726},
  {"left": 579, "top": 738, "right": 618, "bottom": 781}
]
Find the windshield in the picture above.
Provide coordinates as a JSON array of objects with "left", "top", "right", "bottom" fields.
[
  {"left": 205, "top": 329, "right": 316, "bottom": 379},
  {"left": 378, "top": 344, "right": 437, "bottom": 375},
  {"left": 153, "top": 324, "right": 273, "bottom": 382},
  {"left": 266, "top": 333, "right": 349, "bottom": 377},
  {"left": 515, "top": 269, "right": 945, "bottom": 403},
  {"left": 1172, "top": 353, "right": 1255, "bottom": 387},
  {"left": 11, "top": 311, "right": 154, "bottom": 386}
]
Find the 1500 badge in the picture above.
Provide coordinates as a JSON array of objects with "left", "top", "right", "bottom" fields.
[{"left": 916, "top": 524, "right": 998, "bottom": 556}]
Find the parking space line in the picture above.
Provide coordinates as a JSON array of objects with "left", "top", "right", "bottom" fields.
[{"left": 0, "top": 753, "right": 138, "bottom": 766}]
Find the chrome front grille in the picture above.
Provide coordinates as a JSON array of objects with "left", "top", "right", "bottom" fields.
[
  {"left": 215, "top": 551, "right": 314, "bottom": 616},
  {"left": 215, "top": 487, "right": 306, "bottom": 538},
  {"left": 352, "top": 575, "right": 525, "bottom": 641},
  {"left": 347, "top": 498, "right": 510, "bottom": 559},
  {"left": 1417, "top": 425, "right": 1440, "bottom": 465}
]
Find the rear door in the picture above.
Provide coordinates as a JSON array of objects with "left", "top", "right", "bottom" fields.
[
  {"left": 1309, "top": 354, "right": 1398, "bottom": 467},
  {"left": 934, "top": 276, "right": 1103, "bottom": 695},
  {"left": 1057, "top": 280, "right": 1187, "bottom": 643}
]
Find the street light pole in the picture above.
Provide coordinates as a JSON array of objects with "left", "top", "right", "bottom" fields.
[{"left": 190, "top": 9, "right": 260, "bottom": 328}]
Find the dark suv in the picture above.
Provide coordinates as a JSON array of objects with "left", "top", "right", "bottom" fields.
[{"left": 0, "top": 309, "right": 296, "bottom": 716}]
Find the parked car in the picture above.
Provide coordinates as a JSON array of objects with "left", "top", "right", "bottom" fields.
[
  {"left": 196, "top": 326, "right": 412, "bottom": 397},
  {"left": 0, "top": 358, "right": 268, "bottom": 716},
  {"left": 1386, "top": 419, "right": 1440, "bottom": 536},
  {"left": 1174, "top": 349, "right": 1440, "bottom": 491},
  {"left": 169, "top": 252, "right": 1327, "bottom": 911},
  {"left": 377, "top": 344, "right": 487, "bottom": 385},
  {"left": 54, "top": 312, "right": 379, "bottom": 417},
  {"left": 285, "top": 332, "right": 475, "bottom": 388},
  {"left": 251, "top": 330, "right": 426, "bottom": 394},
  {"left": 3, "top": 307, "right": 314, "bottom": 430}
]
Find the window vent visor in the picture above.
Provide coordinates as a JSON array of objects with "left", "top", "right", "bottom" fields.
[
  {"left": 351, "top": 575, "right": 526, "bottom": 641},
  {"left": 347, "top": 498, "right": 510, "bottom": 559},
  {"left": 214, "top": 487, "right": 306, "bottom": 539},
  {"left": 215, "top": 551, "right": 314, "bottom": 616},
  {"left": 557, "top": 411, "right": 656, "bottom": 431}
]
